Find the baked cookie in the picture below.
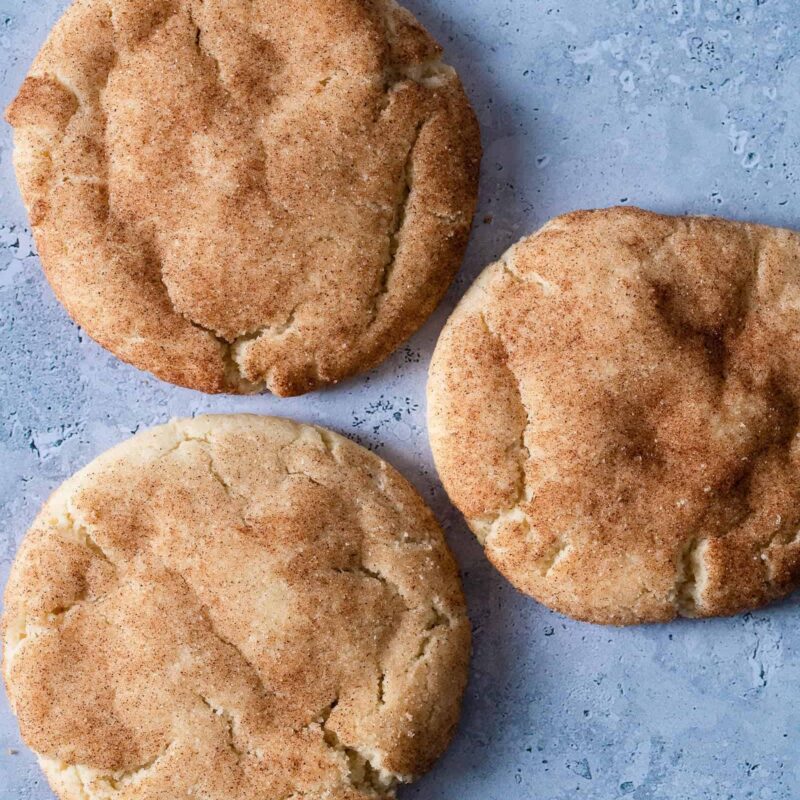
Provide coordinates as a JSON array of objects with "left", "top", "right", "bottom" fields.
[
  {"left": 428, "top": 207, "right": 800, "bottom": 625},
  {"left": 3, "top": 415, "right": 469, "bottom": 799},
  {"left": 6, "top": 0, "right": 480, "bottom": 396}
]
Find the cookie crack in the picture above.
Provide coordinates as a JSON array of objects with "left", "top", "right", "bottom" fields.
[
  {"left": 198, "top": 607, "right": 270, "bottom": 699},
  {"left": 320, "top": 702, "right": 399, "bottom": 796},
  {"left": 99, "top": 745, "right": 172, "bottom": 788},
  {"left": 168, "top": 433, "right": 243, "bottom": 504},
  {"left": 498, "top": 248, "right": 559, "bottom": 294},
  {"left": 30, "top": 578, "right": 124, "bottom": 638},
  {"left": 238, "top": 304, "right": 300, "bottom": 343},
  {"left": 534, "top": 535, "right": 571, "bottom": 578},
  {"left": 227, "top": 304, "right": 303, "bottom": 383},
  {"left": 317, "top": 427, "right": 343, "bottom": 463},
  {"left": 199, "top": 696, "right": 255, "bottom": 761},
  {"left": 367, "top": 117, "right": 428, "bottom": 324},
  {"left": 294, "top": 434, "right": 449, "bottom": 713},
  {"left": 42, "top": 743, "right": 173, "bottom": 799},
  {"left": 170, "top": 570, "right": 274, "bottom": 707},
  {"left": 478, "top": 311, "right": 532, "bottom": 506},
  {"left": 283, "top": 428, "right": 431, "bottom": 545},
  {"left": 297, "top": 700, "right": 401, "bottom": 794},
  {"left": 673, "top": 537, "right": 708, "bottom": 617},
  {"left": 187, "top": 4, "right": 231, "bottom": 105},
  {"left": 471, "top": 504, "right": 572, "bottom": 579},
  {"left": 391, "top": 59, "right": 455, "bottom": 87},
  {"left": 376, "top": 0, "right": 455, "bottom": 92},
  {"left": 186, "top": 316, "right": 266, "bottom": 393},
  {"left": 149, "top": 245, "right": 266, "bottom": 392},
  {"left": 412, "top": 601, "right": 451, "bottom": 663},
  {"left": 331, "top": 565, "right": 410, "bottom": 615},
  {"left": 761, "top": 517, "right": 800, "bottom": 578},
  {"left": 4, "top": 504, "right": 120, "bottom": 663},
  {"left": 60, "top": 505, "right": 116, "bottom": 565}
]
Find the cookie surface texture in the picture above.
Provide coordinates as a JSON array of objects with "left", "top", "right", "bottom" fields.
[
  {"left": 6, "top": 0, "right": 481, "bottom": 395},
  {"left": 428, "top": 206, "right": 800, "bottom": 624},
  {"left": 3, "top": 415, "right": 470, "bottom": 799}
]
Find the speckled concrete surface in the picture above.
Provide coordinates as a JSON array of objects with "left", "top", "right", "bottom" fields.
[{"left": 2, "top": 0, "right": 800, "bottom": 798}]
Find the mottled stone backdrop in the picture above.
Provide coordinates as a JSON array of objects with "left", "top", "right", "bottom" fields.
[{"left": 2, "top": 0, "right": 799, "bottom": 798}]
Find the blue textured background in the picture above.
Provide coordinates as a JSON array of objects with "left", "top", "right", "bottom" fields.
[{"left": 2, "top": 1, "right": 800, "bottom": 798}]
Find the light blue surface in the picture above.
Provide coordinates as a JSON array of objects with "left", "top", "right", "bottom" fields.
[{"left": 2, "top": 1, "right": 800, "bottom": 798}]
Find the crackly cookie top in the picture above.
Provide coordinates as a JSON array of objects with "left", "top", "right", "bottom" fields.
[
  {"left": 3, "top": 415, "right": 469, "bottom": 799},
  {"left": 428, "top": 207, "right": 800, "bottom": 625},
  {"left": 6, "top": 0, "right": 480, "bottom": 396}
]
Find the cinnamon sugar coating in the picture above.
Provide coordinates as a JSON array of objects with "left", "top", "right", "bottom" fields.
[
  {"left": 6, "top": 0, "right": 480, "bottom": 395},
  {"left": 429, "top": 207, "right": 800, "bottom": 625},
  {"left": 3, "top": 415, "right": 469, "bottom": 798}
]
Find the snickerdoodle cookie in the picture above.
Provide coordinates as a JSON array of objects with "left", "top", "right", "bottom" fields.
[
  {"left": 3, "top": 415, "right": 469, "bottom": 799},
  {"left": 6, "top": 0, "right": 480, "bottom": 395},
  {"left": 429, "top": 207, "right": 800, "bottom": 625}
]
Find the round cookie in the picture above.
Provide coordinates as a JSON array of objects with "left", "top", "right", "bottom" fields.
[
  {"left": 3, "top": 415, "right": 470, "bottom": 799},
  {"left": 6, "top": 0, "right": 480, "bottom": 396},
  {"left": 428, "top": 206, "right": 800, "bottom": 625}
]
